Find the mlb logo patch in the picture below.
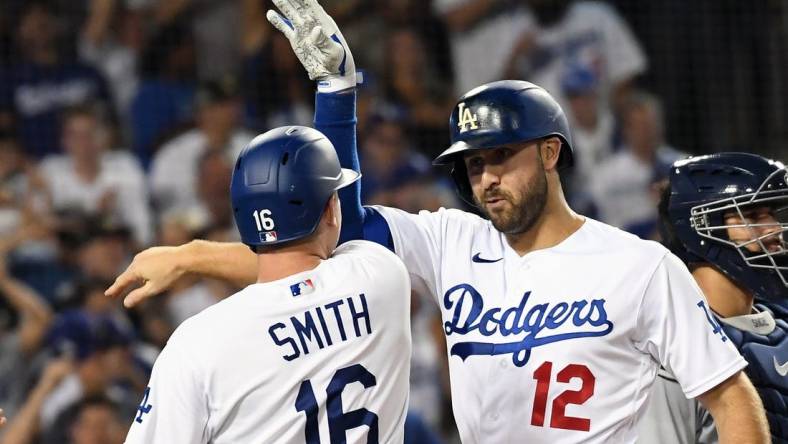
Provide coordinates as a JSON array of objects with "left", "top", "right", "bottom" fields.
[
  {"left": 290, "top": 279, "right": 315, "bottom": 297},
  {"left": 259, "top": 231, "right": 278, "bottom": 243}
]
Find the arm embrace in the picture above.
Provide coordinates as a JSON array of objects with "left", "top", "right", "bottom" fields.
[{"left": 107, "top": 0, "right": 392, "bottom": 307}]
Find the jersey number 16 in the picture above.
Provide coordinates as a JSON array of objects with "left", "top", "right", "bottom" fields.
[
  {"left": 252, "top": 209, "right": 275, "bottom": 231},
  {"left": 296, "top": 363, "right": 379, "bottom": 444}
]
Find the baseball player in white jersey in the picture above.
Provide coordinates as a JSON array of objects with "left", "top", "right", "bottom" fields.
[
  {"left": 124, "top": 126, "right": 411, "bottom": 443},
  {"left": 108, "top": 1, "right": 769, "bottom": 442}
]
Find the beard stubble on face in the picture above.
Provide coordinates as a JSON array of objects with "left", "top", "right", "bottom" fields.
[{"left": 475, "top": 150, "right": 549, "bottom": 235}]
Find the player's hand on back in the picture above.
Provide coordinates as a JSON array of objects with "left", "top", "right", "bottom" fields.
[
  {"left": 266, "top": 0, "right": 357, "bottom": 92},
  {"left": 105, "top": 245, "right": 187, "bottom": 308}
]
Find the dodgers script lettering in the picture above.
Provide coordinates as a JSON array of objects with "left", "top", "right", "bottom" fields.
[{"left": 443, "top": 284, "right": 614, "bottom": 367}]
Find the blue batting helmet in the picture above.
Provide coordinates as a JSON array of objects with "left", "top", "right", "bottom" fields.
[
  {"left": 433, "top": 80, "right": 574, "bottom": 206},
  {"left": 231, "top": 126, "right": 360, "bottom": 248},
  {"left": 660, "top": 152, "right": 788, "bottom": 300}
]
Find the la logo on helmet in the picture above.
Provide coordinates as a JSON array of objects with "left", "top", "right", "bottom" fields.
[{"left": 457, "top": 102, "right": 479, "bottom": 133}]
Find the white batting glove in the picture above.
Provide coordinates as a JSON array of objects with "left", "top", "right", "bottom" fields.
[{"left": 267, "top": 0, "right": 357, "bottom": 93}]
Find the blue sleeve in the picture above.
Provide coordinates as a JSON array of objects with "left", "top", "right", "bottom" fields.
[{"left": 314, "top": 90, "right": 394, "bottom": 251}]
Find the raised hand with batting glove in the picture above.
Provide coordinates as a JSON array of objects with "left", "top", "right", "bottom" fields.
[{"left": 266, "top": 0, "right": 357, "bottom": 93}]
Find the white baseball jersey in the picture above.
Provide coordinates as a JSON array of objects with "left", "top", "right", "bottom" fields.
[
  {"left": 125, "top": 241, "right": 412, "bottom": 444},
  {"left": 373, "top": 207, "right": 747, "bottom": 444}
]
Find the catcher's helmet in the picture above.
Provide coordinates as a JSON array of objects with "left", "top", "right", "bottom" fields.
[
  {"left": 433, "top": 80, "right": 574, "bottom": 206},
  {"left": 231, "top": 126, "right": 360, "bottom": 248},
  {"left": 660, "top": 152, "right": 788, "bottom": 300}
]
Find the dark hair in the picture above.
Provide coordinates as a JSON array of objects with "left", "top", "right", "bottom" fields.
[
  {"left": 74, "top": 395, "right": 120, "bottom": 416},
  {"left": 59, "top": 103, "right": 104, "bottom": 130},
  {"left": 72, "top": 277, "right": 115, "bottom": 305},
  {"left": 17, "top": 0, "right": 57, "bottom": 19},
  {"left": 140, "top": 20, "right": 194, "bottom": 78},
  {"left": 0, "top": 127, "right": 21, "bottom": 150}
]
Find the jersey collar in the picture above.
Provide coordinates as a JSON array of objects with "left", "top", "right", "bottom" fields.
[{"left": 718, "top": 308, "right": 776, "bottom": 335}]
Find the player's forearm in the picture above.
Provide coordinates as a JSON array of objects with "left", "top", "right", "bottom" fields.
[
  {"left": 181, "top": 240, "right": 257, "bottom": 287},
  {"left": 698, "top": 372, "right": 769, "bottom": 443},
  {"left": 314, "top": 90, "right": 365, "bottom": 243}
]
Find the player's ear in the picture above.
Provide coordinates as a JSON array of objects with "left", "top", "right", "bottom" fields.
[
  {"left": 323, "top": 193, "right": 340, "bottom": 228},
  {"left": 538, "top": 137, "right": 561, "bottom": 171}
]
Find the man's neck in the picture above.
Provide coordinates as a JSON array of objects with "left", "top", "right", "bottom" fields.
[
  {"left": 203, "top": 126, "right": 233, "bottom": 151},
  {"left": 78, "top": 362, "right": 105, "bottom": 395},
  {"left": 505, "top": 185, "right": 585, "bottom": 256},
  {"left": 632, "top": 143, "right": 659, "bottom": 165},
  {"left": 256, "top": 249, "right": 324, "bottom": 284},
  {"left": 692, "top": 264, "right": 754, "bottom": 318},
  {"left": 74, "top": 158, "right": 100, "bottom": 182},
  {"left": 29, "top": 48, "right": 57, "bottom": 65}
]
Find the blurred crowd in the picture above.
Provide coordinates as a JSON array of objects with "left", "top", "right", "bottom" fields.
[{"left": 0, "top": 0, "right": 759, "bottom": 442}]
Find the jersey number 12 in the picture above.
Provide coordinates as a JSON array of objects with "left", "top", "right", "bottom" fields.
[
  {"left": 531, "top": 361, "right": 595, "bottom": 432},
  {"left": 295, "top": 363, "right": 379, "bottom": 444}
]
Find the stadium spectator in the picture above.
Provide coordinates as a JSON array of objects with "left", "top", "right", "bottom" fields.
[
  {"left": 149, "top": 77, "right": 253, "bottom": 218},
  {"left": 155, "top": 0, "right": 242, "bottom": 82},
  {"left": 1, "top": 357, "right": 73, "bottom": 444},
  {"left": 358, "top": 108, "right": 431, "bottom": 204},
  {"left": 505, "top": 0, "right": 646, "bottom": 113},
  {"left": 74, "top": 221, "right": 134, "bottom": 287},
  {"left": 383, "top": 27, "right": 454, "bottom": 157},
  {"left": 67, "top": 396, "right": 126, "bottom": 444},
  {"left": 590, "top": 91, "right": 684, "bottom": 238},
  {"left": 130, "top": 20, "right": 197, "bottom": 166},
  {"left": 560, "top": 64, "right": 615, "bottom": 214},
  {"left": 79, "top": 0, "right": 148, "bottom": 136},
  {"left": 195, "top": 150, "right": 236, "bottom": 240},
  {"left": 39, "top": 106, "right": 152, "bottom": 246},
  {"left": 0, "top": 131, "right": 52, "bottom": 248},
  {"left": 433, "top": 0, "right": 532, "bottom": 95},
  {"left": 0, "top": 250, "right": 53, "bottom": 421},
  {"left": 39, "top": 312, "right": 142, "bottom": 440},
  {"left": 241, "top": 1, "right": 313, "bottom": 131},
  {"left": 378, "top": 0, "right": 453, "bottom": 80},
  {"left": 0, "top": 1, "right": 114, "bottom": 158},
  {"left": 316, "top": 0, "right": 452, "bottom": 99}
]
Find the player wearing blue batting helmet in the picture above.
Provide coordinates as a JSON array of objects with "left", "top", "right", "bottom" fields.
[
  {"left": 231, "top": 126, "right": 360, "bottom": 249},
  {"left": 659, "top": 152, "right": 788, "bottom": 301},
  {"left": 433, "top": 80, "right": 574, "bottom": 207}
]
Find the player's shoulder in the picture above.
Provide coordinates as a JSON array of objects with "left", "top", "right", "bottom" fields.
[
  {"left": 165, "top": 287, "right": 251, "bottom": 348},
  {"left": 332, "top": 240, "right": 409, "bottom": 278},
  {"left": 581, "top": 217, "right": 669, "bottom": 257},
  {"left": 334, "top": 239, "right": 396, "bottom": 257},
  {"left": 374, "top": 205, "right": 490, "bottom": 231}
]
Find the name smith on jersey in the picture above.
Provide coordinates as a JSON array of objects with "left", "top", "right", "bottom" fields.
[{"left": 268, "top": 293, "right": 373, "bottom": 361}]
